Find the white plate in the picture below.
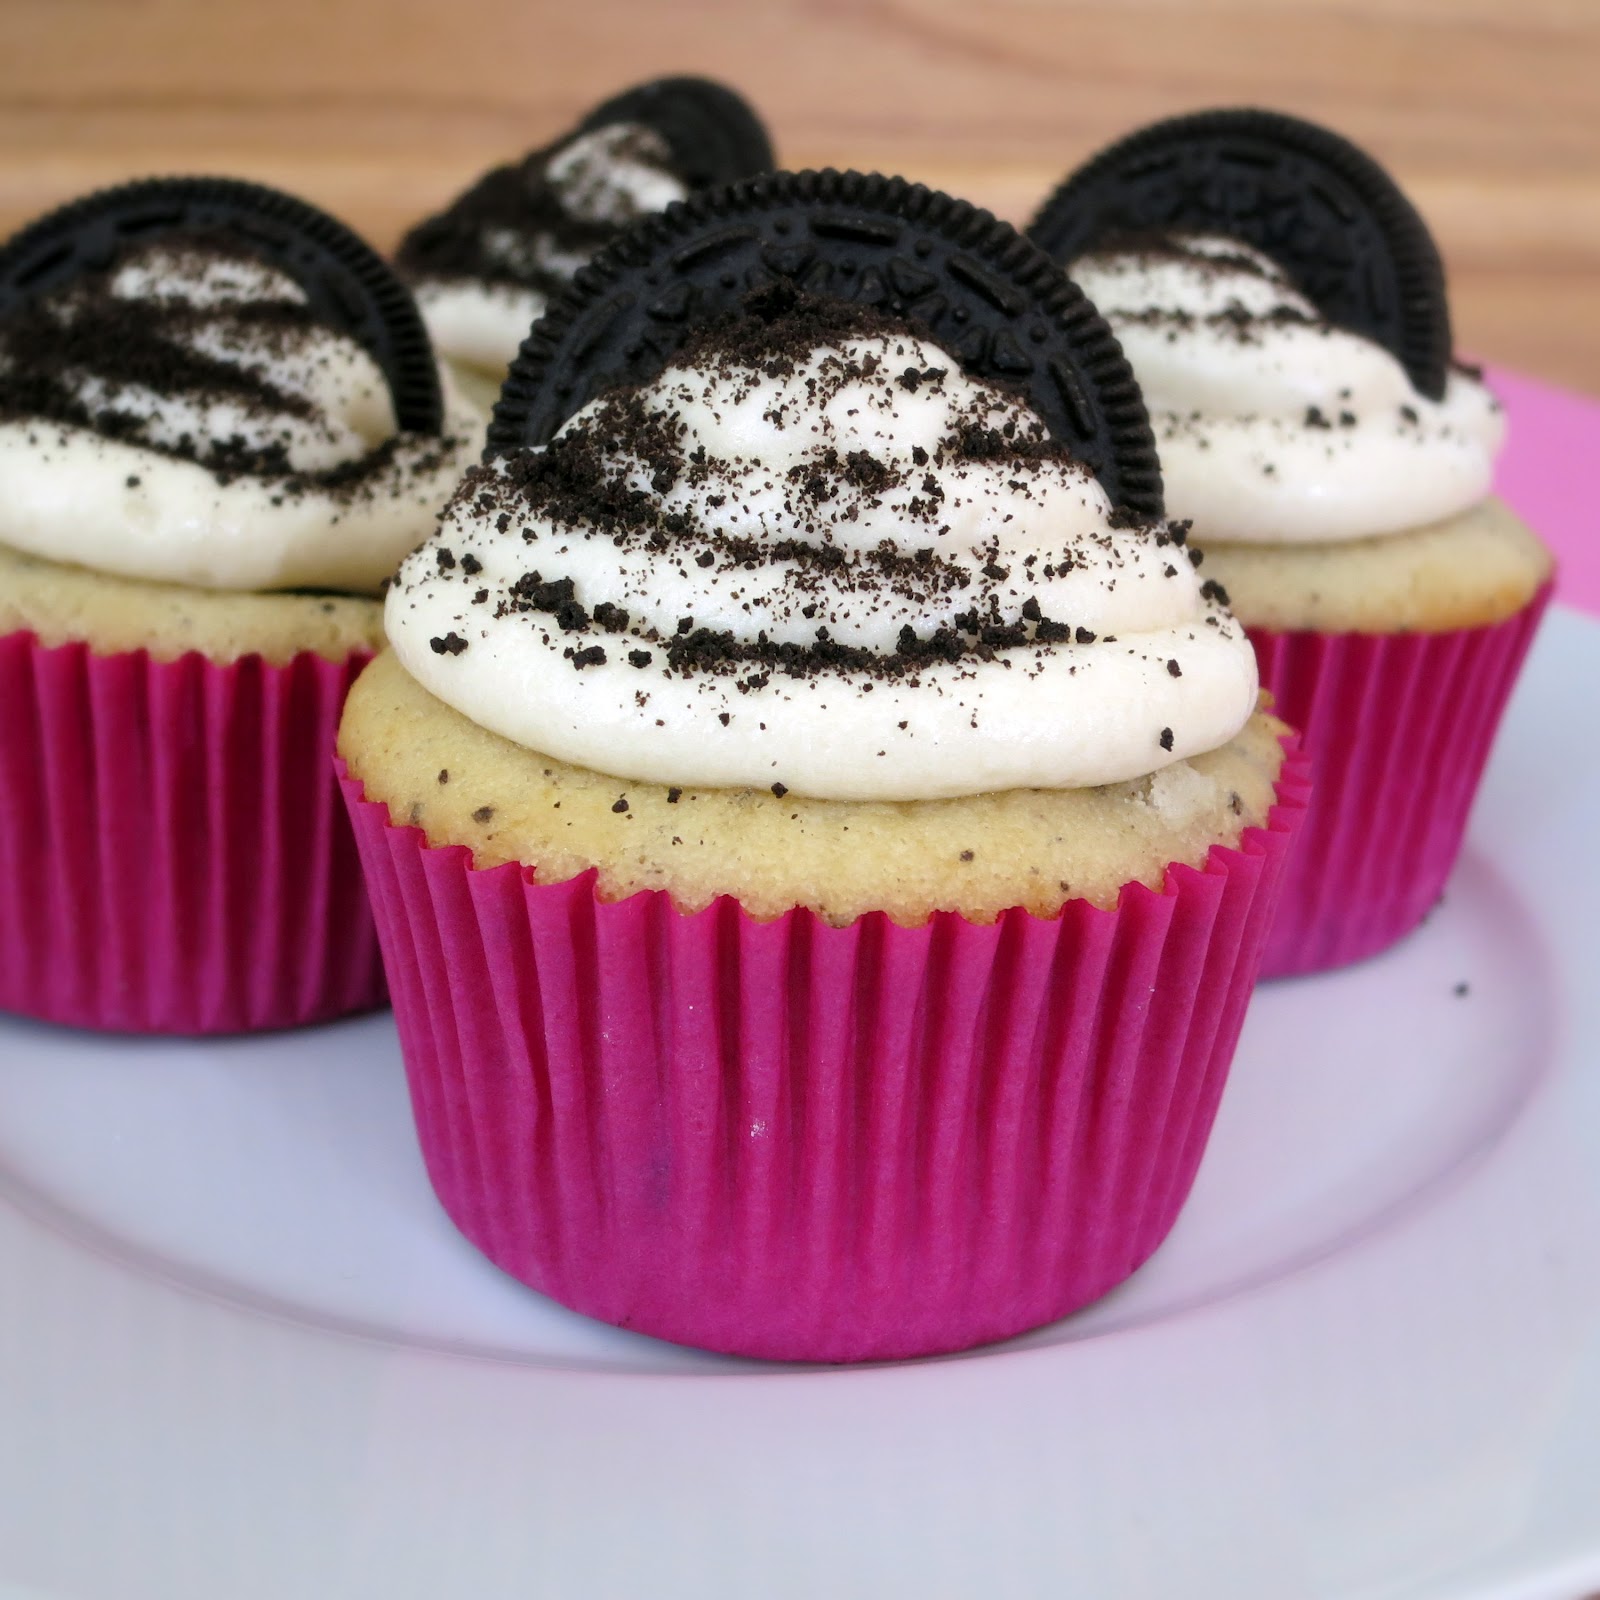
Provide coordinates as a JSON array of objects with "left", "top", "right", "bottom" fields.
[{"left": 1, "top": 606, "right": 1597, "bottom": 1600}]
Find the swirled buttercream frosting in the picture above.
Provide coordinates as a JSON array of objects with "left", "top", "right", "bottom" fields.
[
  {"left": 1070, "top": 235, "right": 1503, "bottom": 545},
  {"left": 0, "top": 232, "right": 481, "bottom": 593},
  {"left": 387, "top": 297, "right": 1259, "bottom": 801},
  {"left": 397, "top": 124, "right": 691, "bottom": 376}
]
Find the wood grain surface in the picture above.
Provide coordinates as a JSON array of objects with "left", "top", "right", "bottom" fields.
[{"left": 2, "top": 0, "right": 1598, "bottom": 393}]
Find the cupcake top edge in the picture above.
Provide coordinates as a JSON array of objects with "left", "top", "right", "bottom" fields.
[
  {"left": 383, "top": 288, "right": 1260, "bottom": 803},
  {"left": 0, "top": 179, "right": 484, "bottom": 596}
]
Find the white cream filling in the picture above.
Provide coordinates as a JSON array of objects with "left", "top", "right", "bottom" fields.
[
  {"left": 1071, "top": 236, "right": 1504, "bottom": 544},
  {"left": 388, "top": 332, "right": 1259, "bottom": 801}
]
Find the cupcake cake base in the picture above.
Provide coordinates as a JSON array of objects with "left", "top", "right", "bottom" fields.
[{"left": 341, "top": 745, "right": 1309, "bottom": 1363}]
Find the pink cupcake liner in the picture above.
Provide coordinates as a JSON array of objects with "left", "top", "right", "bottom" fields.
[
  {"left": 342, "top": 745, "right": 1310, "bottom": 1363},
  {"left": 0, "top": 631, "right": 386, "bottom": 1034},
  {"left": 1249, "top": 582, "right": 1552, "bottom": 979}
]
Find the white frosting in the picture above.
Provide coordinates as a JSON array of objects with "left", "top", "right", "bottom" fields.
[
  {"left": 0, "top": 242, "right": 483, "bottom": 594},
  {"left": 95, "top": 254, "right": 396, "bottom": 474},
  {"left": 387, "top": 328, "right": 1259, "bottom": 801},
  {"left": 1071, "top": 236, "right": 1504, "bottom": 544},
  {"left": 412, "top": 279, "right": 548, "bottom": 377},
  {"left": 410, "top": 123, "right": 691, "bottom": 378},
  {"left": 544, "top": 124, "right": 689, "bottom": 223}
]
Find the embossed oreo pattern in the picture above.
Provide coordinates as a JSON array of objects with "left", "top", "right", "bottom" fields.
[
  {"left": 578, "top": 76, "right": 775, "bottom": 192},
  {"left": 0, "top": 176, "right": 444, "bottom": 434},
  {"left": 1027, "top": 109, "right": 1452, "bottom": 401},
  {"left": 488, "top": 170, "right": 1163, "bottom": 515}
]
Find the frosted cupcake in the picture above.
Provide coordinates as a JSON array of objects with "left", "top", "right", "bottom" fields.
[
  {"left": 0, "top": 178, "right": 482, "bottom": 1032},
  {"left": 1030, "top": 110, "right": 1553, "bottom": 976},
  {"left": 395, "top": 76, "right": 773, "bottom": 412},
  {"left": 340, "top": 172, "right": 1309, "bottom": 1362}
]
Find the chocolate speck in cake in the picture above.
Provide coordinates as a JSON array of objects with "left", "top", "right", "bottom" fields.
[
  {"left": 431, "top": 632, "right": 468, "bottom": 655},
  {"left": 1159, "top": 727, "right": 1174, "bottom": 751},
  {"left": 473, "top": 805, "right": 495, "bottom": 823}
]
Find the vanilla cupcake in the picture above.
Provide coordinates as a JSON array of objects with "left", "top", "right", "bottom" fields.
[
  {"left": 395, "top": 76, "right": 773, "bottom": 411},
  {"left": 1031, "top": 111, "right": 1553, "bottom": 976},
  {"left": 340, "top": 173, "right": 1309, "bottom": 1362},
  {"left": 0, "top": 178, "right": 482, "bottom": 1032}
]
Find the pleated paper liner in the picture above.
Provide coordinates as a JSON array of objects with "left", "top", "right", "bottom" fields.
[
  {"left": 343, "top": 746, "right": 1310, "bottom": 1363},
  {"left": 1250, "top": 582, "right": 1551, "bottom": 979},
  {"left": 0, "top": 631, "right": 386, "bottom": 1034}
]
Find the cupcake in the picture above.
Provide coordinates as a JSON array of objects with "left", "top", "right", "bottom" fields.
[
  {"left": 0, "top": 177, "right": 483, "bottom": 1033},
  {"left": 1029, "top": 110, "right": 1553, "bottom": 976},
  {"left": 394, "top": 76, "right": 774, "bottom": 413},
  {"left": 340, "top": 172, "right": 1309, "bottom": 1362}
]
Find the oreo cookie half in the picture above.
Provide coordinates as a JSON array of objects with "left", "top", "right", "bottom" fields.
[
  {"left": 1027, "top": 109, "right": 1452, "bottom": 400},
  {"left": 489, "top": 169, "right": 1163, "bottom": 516},
  {"left": 579, "top": 76, "right": 775, "bottom": 190},
  {"left": 0, "top": 176, "right": 444, "bottom": 433}
]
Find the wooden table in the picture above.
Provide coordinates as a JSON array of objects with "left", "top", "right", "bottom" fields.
[{"left": 3, "top": 0, "right": 1598, "bottom": 394}]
